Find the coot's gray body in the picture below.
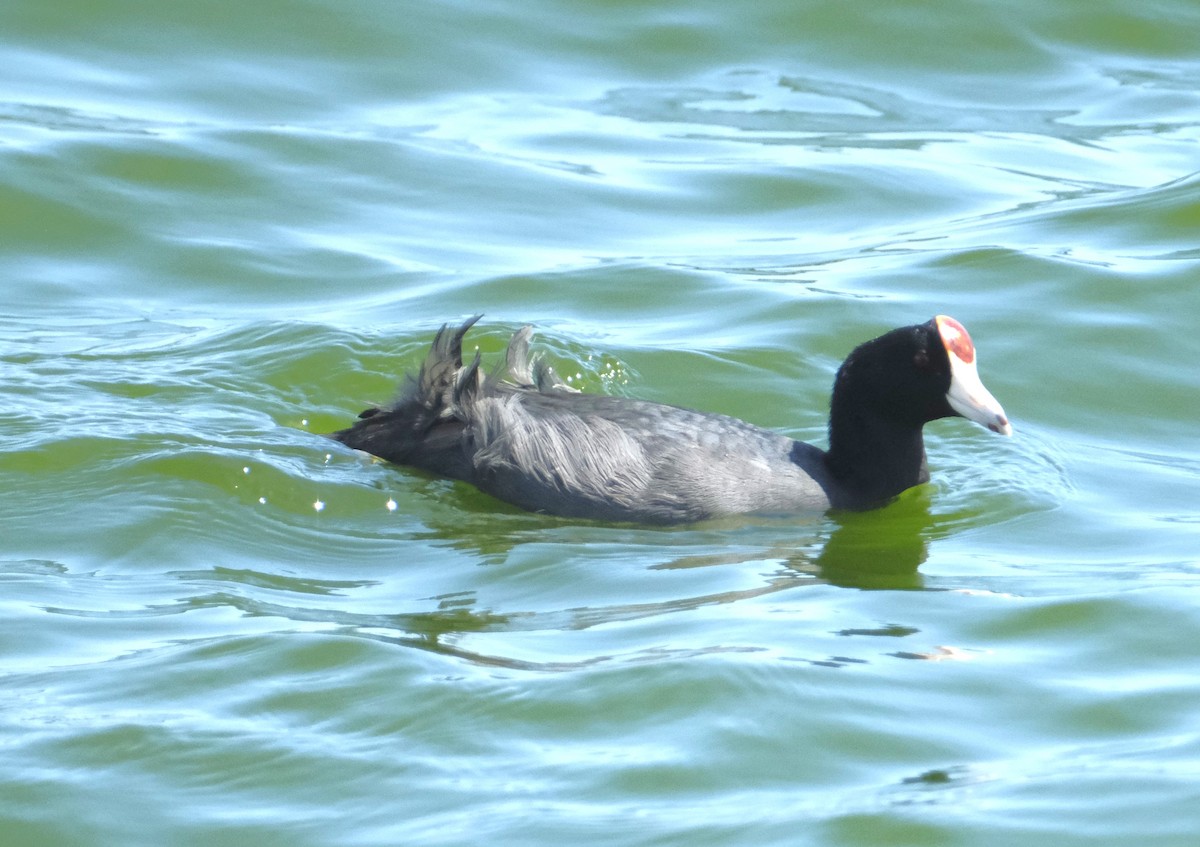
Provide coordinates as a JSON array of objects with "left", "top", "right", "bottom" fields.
[{"left": 331, "top": 316, "right": 1010, "bottom": 524}]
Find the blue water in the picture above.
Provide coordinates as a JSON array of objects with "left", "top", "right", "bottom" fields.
[{"left": 3, "top": 1, "right": 1200, "bottom": 845}]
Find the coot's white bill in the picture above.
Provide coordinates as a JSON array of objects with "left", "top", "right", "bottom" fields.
[{"left": 937, "top": 314, "right": 1012, "bottom": 436}]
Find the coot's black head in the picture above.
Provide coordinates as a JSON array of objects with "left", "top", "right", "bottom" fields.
[
  {"left": 830, "top": 315, "right": 1011, "bottom": 436},
  {"left": 823, "top": 315, "right": 1009, "bottom": 507}
]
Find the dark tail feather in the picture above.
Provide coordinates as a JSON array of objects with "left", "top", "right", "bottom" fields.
[
  {"left": 329, "top": 316, "right": 482, "bottom": 466},
  {"left": 484, "top": 324, "right": 577, "bottom": 394},
  {"left": 329, "top": 316, "right": 575, "bottom": 473},
  {"left": 417, "top": 315, "right": 482, "bottom": 407},
  {"left": 499, "top": 325, "right": 535, "bottom": 386}
]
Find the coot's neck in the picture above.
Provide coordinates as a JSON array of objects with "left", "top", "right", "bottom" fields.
[{"left": 823, "top": 412, "right": 930, "bottom": 509}]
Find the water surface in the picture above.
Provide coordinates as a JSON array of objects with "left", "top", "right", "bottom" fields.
[{"left": 3, "top": 1, "right": 1200, "bottom": 845}]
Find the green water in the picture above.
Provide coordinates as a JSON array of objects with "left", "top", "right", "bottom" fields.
[{"left": 3, "top": 1, "right": 1200, "bottom": 845}]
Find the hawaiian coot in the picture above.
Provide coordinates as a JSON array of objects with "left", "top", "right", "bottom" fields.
[{"left": 331, "top": 316, "right": 1011, "bottom": 523}]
